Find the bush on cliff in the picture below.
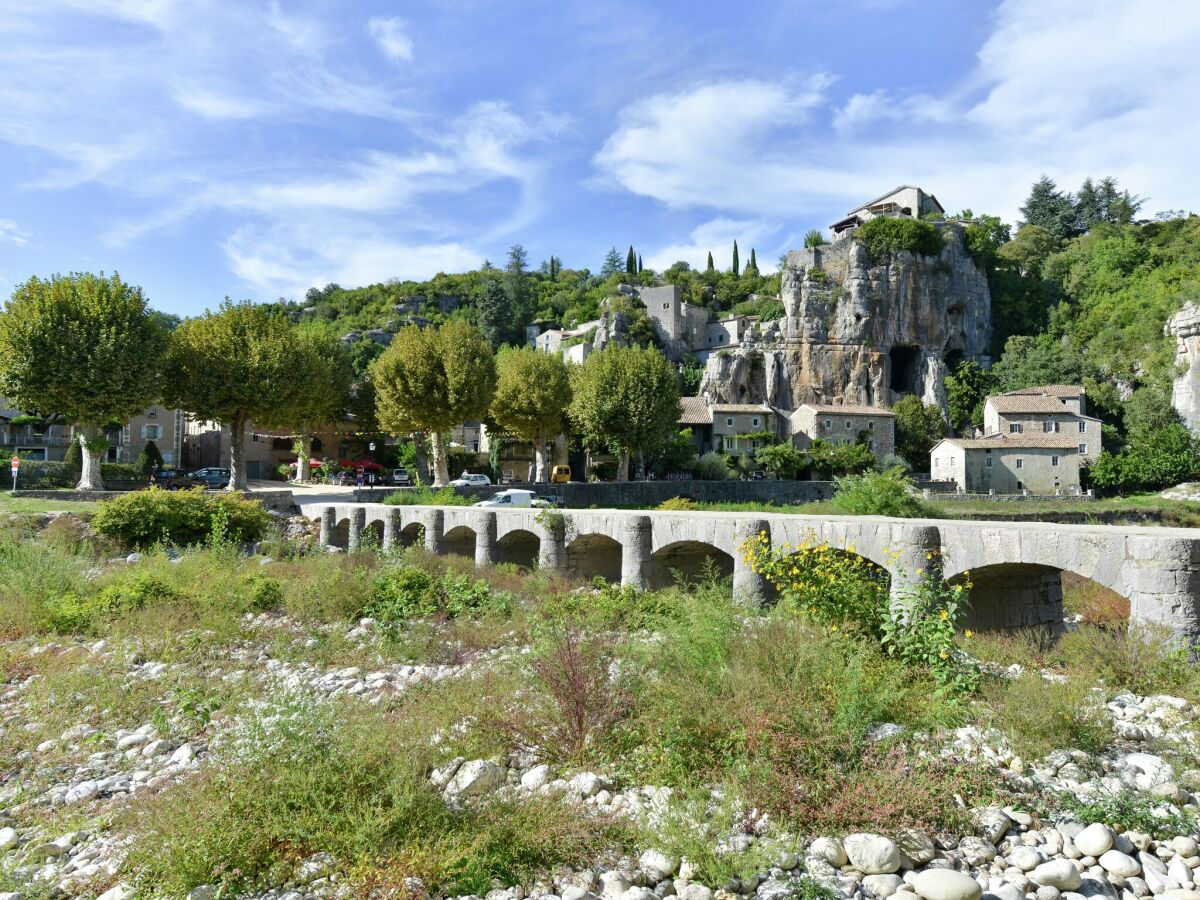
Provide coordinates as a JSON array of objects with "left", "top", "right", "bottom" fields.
[{"left": 856, "top": 216, "right": 946, "bottom": 260}]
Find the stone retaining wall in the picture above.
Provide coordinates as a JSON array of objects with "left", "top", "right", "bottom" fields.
[{"left": 354, "top": 480, "right": 836, "bottom": 508}]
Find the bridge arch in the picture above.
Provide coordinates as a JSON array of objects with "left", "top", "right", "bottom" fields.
[
  {"left": 495, "top": 528, "right": 540, "bottom": 570},
  {"left": 329, "top": 517, "right": 350, "bottom": 550},
  {"left": 566, "top": 532, "right": 623, "bottom": 583},
  {"left": 647, "top": 540, "right": 734, "bottom": 590},
  {"left": 363, "top": 519, "right": 384, "bottom": 549},
  {"left": 397, "top": 521, "right": 424, "bottom": 549},
  {"left": 443, "top": 525, "right": 477, "bottom": 560}
]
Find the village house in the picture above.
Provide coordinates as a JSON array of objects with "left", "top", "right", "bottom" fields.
[
  {"left": 710, "top": 403, "right": 783, "bottom": 458},
  {"left": 981, "top": 385, "right": 1101, "bottom": 463},
  {"left": 678, "top": 396, "right": 714, "bottom": 455},
  {"left": 930, "top": 433, "right": 1084, "bottom": 495},
  {"left": 789, "top": 403, "right": 896, "bottom": 460},
  {"left": 830, "top": 185, "right": 945, "bottom": 236},
  {"left": 1, "top": 400, "right": 183, "bottom": 465}
]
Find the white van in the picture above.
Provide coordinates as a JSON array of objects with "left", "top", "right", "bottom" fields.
[{"left": 474, "top": 489, "right": 537, "bottom": 508}]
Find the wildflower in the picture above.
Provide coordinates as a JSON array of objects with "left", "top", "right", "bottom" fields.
[
  {"left": 939, "top": 610, "right": 949, "bottom": 620},
  {"left": 964, "top": 629, "right": 974, "bottom": 638},
  {"left": 939, "top": 650, "right": 948, "bottom": 659}
]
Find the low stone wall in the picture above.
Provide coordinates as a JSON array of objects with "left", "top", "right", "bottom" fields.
[
  {"left": 10, "top": 488, "right": 296, "bottom": 513},
  {"left": 354, "top": 480, "right": 836, "bottom": 508}
]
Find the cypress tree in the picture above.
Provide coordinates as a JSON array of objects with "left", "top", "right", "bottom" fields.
[
  {"left": 637, "top": 254, "right": 643, "bottom": 273},
  {"left": 749, "top": 248, "right": 758, "bottom": 273},
  {"left": 625, "top": 245, "right": 637, "bottom": 275},
  {"left": 706, "top": 252, "right": 714, "bottom": 273},
  {"left": 732, "top": 241, "right": 740, "bottom": 276}
]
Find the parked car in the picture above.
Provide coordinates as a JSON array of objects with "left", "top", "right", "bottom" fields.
[
  {"left": 449, "top": 472, "right": 492, "bottom": 488},
  {"left": 550, "top": 465, "right": 572, "bottom": 484},
  {"left": 387, "top": 467, "right": 412, "bottom": 486},
  {"left": 154, "top": 468, "right": 207, "bottom": 490},
  {"left": 189, "top": 467, "right": 231, "bottom": 488},
  {"left": 474, "top": 488, "right": 536, "bottom": 508}
]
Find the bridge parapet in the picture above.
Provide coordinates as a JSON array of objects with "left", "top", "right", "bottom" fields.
[{"left": 311, "top": 504, "right": 1200, "bottom": 645}]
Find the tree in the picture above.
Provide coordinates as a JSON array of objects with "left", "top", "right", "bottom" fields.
[
  {"left": 1076, "top": 176, "right": 1142, "bottom": 230},
  {"left": 637, "top": 254, "right": 643, "bottom": 273},
  {"left": 370, "top": 320, "right": 496, "bottom": 486},
  {"left": 989, "top": 334, "right": 1086, "bottom": 393},
  {"left": 1090, "top": 424, "right": 1200, "bottom": 493},
  {"left": 804, "top": 228, "right": 828, "bottom": 248},
  {"left": 732, "top": 241, "right": 740, "bottom": 276},
  {"left": 601, "top": 247, "right": 623, "bottom": 278},
  {"left": 134, "top": 440, "right": 165, "bottom": 476},
  {"left": 746, "top": 248, "right": 759, "bottom": 276},
  {"left": 490, "top": 347, "right": 571, "bottom": 482},
  {"left": 998, "top": 224, "right": 1059, "bottom": 279},
  {"left": 1019, "top": 176, "right": 1081, "bottom": 243},
  {"left": 163, "top": 301, "right": 307, "bottom": 491},
  {"left": 831, "top": 469, "right": 936, "bottom": 518},
  {"left": 892, "top": 395, "right": 947, "bottom": 470},
  {"left": 570, "top": 346, "right": 680, "bottom": 481},
  {"left": 503, "top": 245, "right": 532, "bottom": 340},
  {"left": 257, "top": 327, "right": 354, "bottom": 483},
  {"left": 625, "top": 245, "right": 637, "bottom": 275},
  {"left": 755, "top": 442, "right": 807, "bottom": 479},
  {"left": 0, "top": 272, "right": 167, "bottom": 491},
  {"left": 944, "top": 360, "right": 996, "bottom": 433},
  {"left": 474, "top": 278, "right": 510, "bottom": 348},
  {"left": 706, "top": 252, "right": 715, "bottom": 273}
]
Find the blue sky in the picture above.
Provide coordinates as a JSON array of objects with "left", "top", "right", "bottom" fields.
[{"left": 1, "top": 0, "right": 1197, "bottom": 316}]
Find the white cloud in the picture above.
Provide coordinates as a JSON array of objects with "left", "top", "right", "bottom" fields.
[
  {"left": 595, "top": 0, "right": 1200, "bottom": 226},
  {"left": 0, "top": 219, "right": 31, "bottom": 247},
  {"left": 173, "top": 86, "right": 264, "bottom": 120},
  {"left": 368, "top": 16, "right": 414, "bottom": 63},
  {"left": 224, "top": 225, "right": 481, "bottom": 299},
  {"left": 643, "top": 217, "right": 780, "bottom": 274}
]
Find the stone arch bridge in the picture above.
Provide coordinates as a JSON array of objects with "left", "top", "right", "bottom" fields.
[{"left": 312, "top": 503, "right": 1200, "bottom": 643}]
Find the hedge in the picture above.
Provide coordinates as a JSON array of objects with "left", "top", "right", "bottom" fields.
[
  {"left": 855, "top": 216, "right": 946, "bottom": 260},
  {"left": 92, "top": 488, "right": 271, "bottom": 549}
]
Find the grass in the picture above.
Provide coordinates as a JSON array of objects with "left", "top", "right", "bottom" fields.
[{"left": 0, "top": 492, "right": 99, "bottom": 514}]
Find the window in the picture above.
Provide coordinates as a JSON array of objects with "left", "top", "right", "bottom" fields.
[
  {"left": 1015, "top": 458, "right": 1024, "bottom": 469},
  {"left": 662, "top": 303, "right": 670, "bottom": 310},
  {"left": 1009, "top": 423, "right": 1022, "bottom": 434},
  {"left": 1051, "top": 455, "right": 1060, "bottom": 467},
  {"left": 868, "top": 438, "right": 875, "bottom": 452},
  {"left": 751, "top": 417, "right": 760, "bottom": 427},
  {"left": 1079, "top": 421, "right": 1087, "bottom": 433},
  {"left": 823, "top": 419, "right": 832, "bottom": 429},
  {"left": 1044, "top": 420, "right": 1060, "bottom": 433},
  {"left": 845, "top": 420, "right": 852, "bottom": 429},
  {"left": 868, "top": 421, "right": 875, "bottom": 431},
  {"left": 147, "top": 408, "right": 157, "bottom": 418},
  {"left": 139, "top": 424, "right": 162, "bottom": 440},
  {"left": 726, "top": 417, "right": 734, "bottom": 427},
  {"left": 985, "top": 454, "right": 993, "bottom": 468},
  {"left": 1079, "top": 443, "right": 1088, "bottom": 454}
]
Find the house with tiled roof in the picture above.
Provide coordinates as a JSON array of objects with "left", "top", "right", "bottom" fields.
[
  {"left": 982, "top": 385, "right": 1100, "bottom": 463},
  {"left": 790, "top": 403, "right": 895, "bottom": 460}
]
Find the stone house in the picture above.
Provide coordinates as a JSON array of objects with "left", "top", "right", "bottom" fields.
[
  {"left": 0, "top": 400, "right": 182, "bottom": 465},
  {"left": 830, "top": 185, "right": 945, "bottom": 236},
  {"left": 930, "top": 434, "right": 1084, "bottom": 494},
  {"left": 641, "top": 285, "right": 709, "bottom": 349},
  {"left": 710, "top": 403, "right": 782, "bottom": 458},
  {"left": 790, "top": 403, "right": 896, "bottom": 460},
  {"left": 678, "top": 396, "right": 715, "bottom": 455},
  {"left": 981, "top": 385, "right": 1100, "bottom": 463},
  {"left": 702, "top": 315, "right": 754, "bottom": 353},
  {"left": 122, "top": 405, "right": 185, "bottom": 467}
]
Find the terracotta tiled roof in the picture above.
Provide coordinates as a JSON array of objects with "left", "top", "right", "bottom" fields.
[
  {"left": 710, "top": 403, "right": 772, "bottom": 413},
  {"left": 1001, "top": 384, "right": 1084, "bottom": 398},
  {"left": 987, "top": 395, "right": 1074, "bottom": 414},
  {"left": 939, "top": 434, "right": 1082, "bottom": 450},
  {"left": 678, "top": 397, "right": 712, "bottom": 425},
  {"left": 799, "top": 403, "right": 895, "bottom": 417}
]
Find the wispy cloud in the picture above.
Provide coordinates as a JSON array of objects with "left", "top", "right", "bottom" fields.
[
  {"left": 0, "top": 219, "right": 31, "bottom": 247},
  {"left": 643, "top": 217, "right": 780, "bottom": 274},
  {"left": 368, "top": 16, "right": 414, "bottom": 63}
]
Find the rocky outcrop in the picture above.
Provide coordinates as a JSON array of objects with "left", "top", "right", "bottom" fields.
[
  {"left": 700, "top": 225, "right": 991, "bottom": 414},
  {"left": 1167, "top": 302, "right": 1200, "bottom": 432}
]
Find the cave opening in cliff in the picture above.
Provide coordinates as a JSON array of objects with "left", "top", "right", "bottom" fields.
[
  {"left": 944, "top": 348, "right": 965, "bottom": 373},
  {"left": 889, "top": 345, "right": 920, "bottom": 393}
]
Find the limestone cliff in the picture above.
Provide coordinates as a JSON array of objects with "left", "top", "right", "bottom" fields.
[
  {"left": 1167, "top": 302, "right": 1200, "bottom": 432},
  {"left": 699, "top": 224, "right": 991, "bottom": 414}
]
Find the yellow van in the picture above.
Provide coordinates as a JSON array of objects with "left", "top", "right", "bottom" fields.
[{"left": 550, "top": 465, "right": 572, "bottom": 484}]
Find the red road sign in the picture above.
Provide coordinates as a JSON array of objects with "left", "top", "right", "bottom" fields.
[{"left": 9, "top": 456, "right": 18, "bottom": 469}]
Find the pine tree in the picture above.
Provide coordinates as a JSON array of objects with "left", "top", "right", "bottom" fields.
[
  {"left": 706, "top": 252, "right": 714, "bottom": 273},
  {"left": 601, "top": 247, "right": 623, "bottom": 278},
  {"left": 1020, "top": 176, "right": 1081, "bottom": 243},
  {"left": 731, "top": 241, "right": 740, "bottom": 276},
  {"left": 625, "top": 245, "right": 637, "bottom": 275},
  {"left": 474, "top": 278, "right": 510, "bottom": 348},
  {"left": 503, "top": 244, "right": 532, "bottom": 340}
]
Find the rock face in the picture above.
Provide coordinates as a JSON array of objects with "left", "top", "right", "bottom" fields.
[
  {"left": 699, "top": 225, "right": 991, "bottom": 415},
  {"left": 1167, "top": 302, "right": 1200, "bottom": 432}
]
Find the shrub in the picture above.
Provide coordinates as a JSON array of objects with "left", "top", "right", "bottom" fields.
[
  {"left": 694, "top": 451, "right": 730, "bottom": 481},
  {"left": 134, "top": 440, "right": 165, "bottom": 475},
  {"left": 1062, "top": 788, "right": 1199, "bottom": 838},
  {"left": 92, "top": 488, "right": 270, "bottom": 549},
  {"left": 856, "top": 216, "right": 946, "bottom": 259},
  {"left": 364, "top": 565, "right": 510, "bottom": 622},
  {"left": 383, "top": 485, "right": 473, "bottom": 506},
  {"left": 45, "top": 572, "right": 181, "bottom": 633},
  {"left": 101, "top": 462, "right": 145, "bottom": 483},
  {"left": 657, "top": 496, "right": 697, "bottom": 511},
  {"left": 238, "top": 573, "right": 284, "bottom": 613},
  {"left": 1057, "top": 624, "right": 1198, "bottom": 699},
  {"left": 831, "top": 469, "right": 938, "bottom": 518}
]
